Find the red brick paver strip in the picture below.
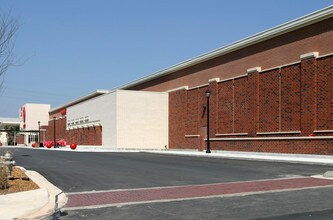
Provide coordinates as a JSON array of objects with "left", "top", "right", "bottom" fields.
[{"left": 65, "top": 177, "right": 333, "bottom": 208}]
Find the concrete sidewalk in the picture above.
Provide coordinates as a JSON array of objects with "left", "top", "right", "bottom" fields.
[
  {"left": 142, "top": 150, "right": 333, "bottom": 165},
  {"left": 0, "top": 166, "right": 67, "bottom": 219}
]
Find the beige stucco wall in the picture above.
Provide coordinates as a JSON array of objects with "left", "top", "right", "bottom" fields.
[
  {"left": 67, "top": 90, "right": 168, "bottom": 149},
  {"left": 116, "top": 90, "right": 168, "bottom": 149},
  {"left": 67, "top": 92, "right": 117, "bottom": 147}
]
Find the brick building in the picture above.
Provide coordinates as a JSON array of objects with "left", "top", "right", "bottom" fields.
[
  {"left": 119, "top": 6, "right": 333, "bottom": 154},
  {"left": 48, "top": 6, "right": 333, "bottom": 154}
]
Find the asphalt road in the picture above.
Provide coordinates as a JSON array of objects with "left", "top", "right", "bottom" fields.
[
  {"left": 7, "top": 148, "right": 332, "bottom": 193},
  {"left": 4, "top": 147, "right": 333, "bottom": 219}
]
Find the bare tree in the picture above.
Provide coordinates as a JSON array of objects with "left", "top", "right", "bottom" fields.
[{"left": 0, "top": 11, "right": 19, "bottom": 90}]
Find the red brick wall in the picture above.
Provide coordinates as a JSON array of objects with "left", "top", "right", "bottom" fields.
[
  {"left": 16, "top": 134, "right": 24, "bottom": 145},
  {"left": 169, "top": 54, "right": 333, "bottom": 155},
  {"left": 317, "top": 56, "right": 333, "bottom": 130},
  {"left": 186, "top": 89, "right": 199, "bottom": 135},
  {"left": 46, "top": 117, "right": 102, "bottom": 146},
  {"left": 218, "top": 80, "right": 233, "bottom": 133},
  {"left": 66, "top": 126, "right": 102, "bottom": 145},
  {"left": 259, "top": 69, "right": 280, "bottom": 132},
  {"left": 169, "top": 90, "right": 187, "bottom": 149},
  {"left": 46, "top": 117, "right": 67, "bottom": 142},
  {"left": 209, "top": 82, "right": 219, "bottom": 140},
  {"left": 300, "top": 57, "right": 317, "bottom": 136},
  {"left": 211, "top": 139, "right": 333, "bottom": 155},
  {"left": 234, "top": 77, "right": 249, "bottom": 133},
  {"left": 280, "top": 65, "right": 301, "bottom": 131},
  {"left": 247, "top": 70, "right": 259, "bottom": 136}
]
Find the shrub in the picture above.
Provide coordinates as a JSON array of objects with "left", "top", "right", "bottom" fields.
[{"left": 0, "top": 165, "right": 7, "bottom": 191}]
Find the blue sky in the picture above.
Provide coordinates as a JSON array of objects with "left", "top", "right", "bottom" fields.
[{"left": 0, "top": 0, "right": 332, "bottom": 117}]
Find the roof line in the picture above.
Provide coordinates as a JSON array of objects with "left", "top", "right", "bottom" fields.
[
  {"left": 49, "top": 89, "right": 109, "bottom": 113},
  {"left": 117, "top": 5, "right": 333, "bottom": 90}
]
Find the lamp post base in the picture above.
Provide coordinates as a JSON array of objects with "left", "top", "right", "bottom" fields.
[{"left": 206, "top": 149, "right": 211, "bottom": 153}]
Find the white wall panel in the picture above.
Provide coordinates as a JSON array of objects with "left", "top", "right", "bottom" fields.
[
  {"left": 67, "top": 92, "right": 117, "bottom": 147},
  {"left": 24, "top": 104, "right": 50, "bottom": 130},
  {"left": 67, "top": 90, "right": 168, "bottom": 149},
  {"left": 116, "top": 90, "right": 168, "bottom": 149}
]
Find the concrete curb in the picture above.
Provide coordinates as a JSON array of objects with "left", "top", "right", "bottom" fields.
[
  {"left": 140, "top": 150, "right": 333, "bottom": 165},
  {"left": 23, "top": 168, "right": 68, "bottom": 219},
  {"left": 0, "top": 166, "right": 67, "bottom": 219}
]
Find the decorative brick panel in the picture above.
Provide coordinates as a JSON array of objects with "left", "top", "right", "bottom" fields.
[
  {"left": 300, "top": 57, "right": 317, "bottom": 136},
  {"left": 281, "top": 65, "right": 301, "bottom": 131},
  {"left": 218, "top": 80, "right": 233, "bottom": 133},
  {"left": 234, "top": 77, "right": 250, "bottom": 133},
  {"left": 317, "top": 56, "right": 333, "bottom": 130},
  {"left": 259, "top": 69, "right": 280, "bottom": 132},
  {"left": 247, "top": 70, "right": 259, "bottom": 136},
  {"left": 198, "top": 86, "right": 209, "bottom": 128},
  {"left": 208, "top": 81, "right": 219, "bottom": 139},
  {"left": 186, "top": 89, "right": 199, "bottom": 135}
]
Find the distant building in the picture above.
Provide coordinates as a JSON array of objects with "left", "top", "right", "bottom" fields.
[
  {"left": 0, "top": 118, "right": 20, "bottom": 146},
  {"left": 17, "top": 103, "right": 50, "bottom": 145}
]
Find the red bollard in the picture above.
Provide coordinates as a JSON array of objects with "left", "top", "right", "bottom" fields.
[
  {"left": 46, "top": 143, "right": 52, "bottom": 148},
  {"left": 70, "top": 143, "right": 77, "bottom": 150},
  {"left": 32, "top": 143, "right": 36, "bottom": 148}
]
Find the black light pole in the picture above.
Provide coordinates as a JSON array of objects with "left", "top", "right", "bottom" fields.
[
  {"left": 38, "top": 121, "right": 41, "bottom": 147},
  {"left": 53, "top": 117, "right": 57, "bottom": 148},
  {"left": 205, "top": 90, "right": 211, "bottom": 153}
]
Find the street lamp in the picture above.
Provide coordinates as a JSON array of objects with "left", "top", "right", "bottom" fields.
[
  {"left": 53, "top": 117, "right": 57, "bottom": 148},
  {"left": 38, "top": 121, "right": 41, "bottom": 147},
  {"left": 205, "top": 90, "right": 211, "bottom": 153}
]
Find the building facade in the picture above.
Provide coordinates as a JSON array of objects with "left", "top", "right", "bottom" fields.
[
  {"left": 118, "top": 6, "right": 333, "bottom": 154},
  {"left": 46, "top": 6, "right": 333, "bottom": 154}
]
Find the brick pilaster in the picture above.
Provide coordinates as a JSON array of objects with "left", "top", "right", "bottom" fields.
[
  {"left": 247, "top": 67, "right": 260, "bottom": 136},
  {"left": 300, "top": 52, "right": 318, "bottom": 136},
  {"left": 208, "top": 78, "right": 219, "bottom": 138}
]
